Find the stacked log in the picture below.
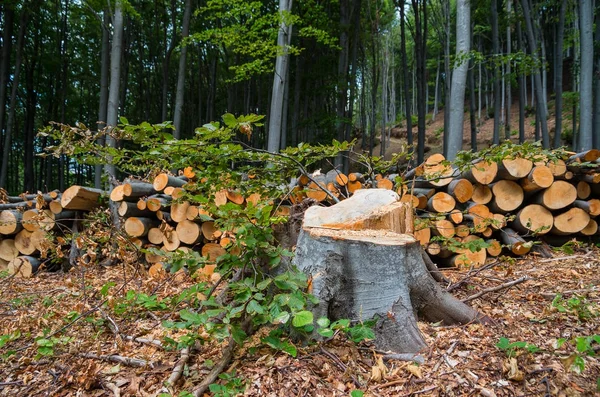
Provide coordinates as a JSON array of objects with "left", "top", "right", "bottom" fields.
[
  {"left": 293, "top": 150, "right": 600, "bottom": 268},
  {"left": 0, "top": 186, "right": 103, "bottom": 277},
  {"left": 109, "top": 173, "right": 253, "bottom": 270}
]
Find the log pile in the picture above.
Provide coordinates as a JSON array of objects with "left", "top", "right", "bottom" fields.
[
  {"left": 0, "top": 186, "right": 103, "bottom": 277},
  {"left": 109, "top": 172, "right": 258, "bottom": 276},
  {"left": 292, "top": 149, "right": 600, "bottom": 268}
]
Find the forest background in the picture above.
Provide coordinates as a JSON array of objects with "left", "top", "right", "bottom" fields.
[{"left": 0, "top": 0, "right": 599, "bottom": 195}]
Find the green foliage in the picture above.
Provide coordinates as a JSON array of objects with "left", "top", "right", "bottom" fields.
[
  {"left": 452, "top": 141, "right": 568, "bottom": 173},
  {"left": 551, "top": 294, "right": 597, "bottom": 322},
  {"left": 496, "top": 337, "right": 540, "bottom": 358},
  {"left": 209, "top": 371, "right": 247, "bottom": 397},
  {"left": 34, "top": 335, "right": 73, "bottom": 359}
]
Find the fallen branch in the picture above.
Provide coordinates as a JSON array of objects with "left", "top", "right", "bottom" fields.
[
  {"left": 167, "top": 347, "right": 190, "bottom": 386},
  {"left": 121, "top": 335, "right": 164, "bottom": 349},
  {"left": 462, "top": 277, "right": 531, "bottom": 303},
  {"left": 446, "top": 260, "right": 500, "bottom": 292},
  {"left": 80, "top": 353, "right": 153, "bottom": 368},
  {"left": 101, "top": 381, "right": 121, "bottom": 397},
  {"left": 192, "top": 337, "right": 236, "bottom": 397},
  {"left": 537, "top": 251, "right": 594, "bottom": 263}
]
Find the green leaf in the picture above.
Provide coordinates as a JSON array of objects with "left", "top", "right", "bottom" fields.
[
  {"left": 317, "top": 328, "right": 334, "bottom": 338},
  {"left": 231, "top": 326, "right": 247, "bottom": 345},
  {"left": 282, "top": 342, "right": 297, "bottom": 358},
  {"left": 292, "top": 311, "right": 313, "bottom": 328},
  {"left": 496, "top": 337, "right": 510, "bottom": 350},
  {"left": 246, "top": 300, "right": 265, "bottom": 315},
  {"left": 316, "top": 317, "right": 330, "bottom": 328},
  {"left": 350, "top": 391, "right": 365, "bottom": 397},
  {"left": 222, "top": 113, "right": 237, "bottom": 128},
  {"left": 272, "top": 311, "right": 290, "bottom": 325},
  {"left": 119, "top": 116, "right": 129, "bottom": 125}
]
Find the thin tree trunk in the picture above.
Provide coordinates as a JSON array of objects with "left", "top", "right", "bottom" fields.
[
  {"left": 412, "top": 0, "right": 427, "bottom": 163},
  {"left": 173, "top": 0, "right": 192, "bottom": 138},
  {"left": 447, "top": 0, "right": 470, "bottom": 161},
  {"left": 468, "top": 23, "right": 477, "bottom": 152},
  {"left": 443, "top": 0, "right": 451, "bottom": 155},
  {"left": 578, "top": 0, "right": 593, "bottom": 150},
  {"left": 553, "top": 0, "right": 567, "bottom": 148},
  {"left": 267, "top": 0, "right": 293, "bottom": 153},
  {"left": 399, "top": 3, "right": 412, "bottom": 147},
  {"left": 0, "top": 8, "right": 27, "bottom": 189},
  {"left": 520, "top": 0, "right": 549, "bottom": 147},
  {"left": 517, "top": 21, "right": 526, "bottom": 143},
  {"left": 433, "top": 56, "right": 440, "bottom": 120},
  {"left": 505, "top": 0, "right": 512, "bottom": 139},
  {"left": 105, "top": 0, "right": 124, "bottom": 178},
  {"left": 593, "top": 3, "right": 600, "bottom": 148},
  {"left": 491, "top": 0, "right": 501, "bottom": 144},
  {"left": 291, "top": 53, "right": 303, "bottom": 147},
  {"left": 95, "top": 10, "right": 110, "bottom": 189},
  {"left": 161, "top": 0, "right": 177, "bottom": 123},
  {"left": 0, "top": 6, "right": 14, "bottom": 145}
]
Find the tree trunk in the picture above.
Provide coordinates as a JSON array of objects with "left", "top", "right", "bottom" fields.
[
  {"left": 267, "top": 0, "right": 293, "bottom": 153},
  {"left": 173, "top": 0, "right": 192, "bottom": 139},
  {"left": 594, "top": 4, "right": 600, "bottom": 148},
  {"left": 105, "top": 0, "right": 124, "bottom": 178},
  {"left": 491, "top": 0, "right": 501, "bottom": 145},
  {"left": 504, "top": 0, "right": 512, "bottom": 140},
  {"left": 294, "top": 189, "right": 484, "bottom": 354},
  {"left": 0, "top": 6, "right": 14, "bottom": 145},
  {"left": 553, "top": 0, "right": 567, "bottom": 148},
  {"left": 0, "top": 8, "right": 27, "bottom": 190},
  {"left": 578, "top": 0, "right": 593, "bottom": 151},
  {"left": 446, "top": 0, "right": 470, "bottom": 161},
  {"left": 399, "top": 3, "right": 412, "bottom": 147},
  {"left": 412, "top": 0, "right": 427, "bottom": 163},
  {"left": 520, "top": 0, "right": 549, "bottom": 147},
  {"left": 95, "top": 10, "right": 110, "bottom": 189}
]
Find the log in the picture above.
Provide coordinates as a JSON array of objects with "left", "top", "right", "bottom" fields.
[
  {"left": 171, "top": 201, "right": 191, "bottom": 223},
  {"left": 0, "top": 239, "right": 19, "bottom": 261},
  {"left": 61, "top": 186, "right": 104, "bottom": 211},
  {"left": 576, "top": 181, "right": 591, "bottom": 200},
  {"left": 420, "top": 154, "right": 455, "bottom": 187},
  {"left": 22, "top": 209, "right": 55, "bottom": 232},
  {"left": 225, "top": 190, "right": 245, "bottom": 205},
  {"left": 462, "top": 160, "right": 497, "bottom": 185},
  {"left": 551, "top": 208, "right": 590, "bottom": 235},
  {"left": 201, "top": 221, "right": 221, "bottom": 241},
  {"left": 465, "top": 203, "right": 492, "bottom": 233},
  {"left": 176, "top": 220, "right": 203, "bottom": 245},
  {"left": 426, "top": 242, "right": 441, "bottom": 256},
  {"left": 446, "top": 179, "right": 474, "bottom": 203},
  {"left": 214, "top": 189, "right": 229, "bottom": 206},
  {"left": 147, "top": 228, "right": 164, "bottom": 245},
  {"left": 510, "top": 204, "right": 553, "bottom": 235},
  {"left": 122, "top": 181, "right": 157, "bottom": 198},
  {"left": 153, "top": 173, "right": 187, "bottom": 192},
  {"left": 532, "top": 181, "right": 577, "bottom": 210},
  {"left": 580, "top": 219, "right": 598, "bottom": 236},
  {"left": 0, "top": 210, "right": 24, "bottom": 235},
  {"left": 520, "top": 166, "right": 554, "bottom": 193},
  {"left": 413, "top": 227, "right": 431, "bottom": 246},
  {"left": 568, "top": 149, "right": 600, "bottom": 163},
  {"left": 124, "top": 217, "right": 159, "bottom": 237},
  {"left": 294, "top": 189, "right": 484, "bottom": 353},
  {"left": 546, "top": 159, "right": 567, "bottom": 177},
  {"left": 7, "top": 256, "right": 41, "bottom": 278},
  {"left": 0, "top": 201, "right": 34, "bottom": 210},
  {"left": 201, "top": 243, "right": 227, "bottom": 262},
  {"left": 500, "top": 228, "right": 531, "bottom": 255},
  {"left": 399, "top": 194, "right": 420, "bottom": 208},
  {"left": 110, "top": 185, "right": 126, "bottom": 202},
  {"left": 49, "top": 200, "right": 63, "bottom": 214},
  {"left": 0, "top": 258, "right": 7, "bottom": 272},
  {"left": 14, "top": 230, "right": 38, "bottom": 255},
  {"left": 146, "top": 195, "right": 171, "bottom": 212},
  {"left": 488, "top": 180, "right": 524, "bottom": 213},
  {"left": 497, "top": 158, "right": 533, "bottom": 180},
  {"left": 377, "top": 178, "right": 394, "bottom": 190},
  {"left": 448, "top": 209, "right": 464, "bottom": 224},
  {"left": 162, "top": 229, "right": 181, "bottom": 251},
  {"left": 455, "top": 224, "right": 470, "bottom": 237},
  {"left": 572, "top": 199, "right": 600, "bottom": 216},
  {"left": 471, "top": 184, "right": 493, "bottom": 205},
  {"left": 486, "top": 239, "right": 502, "bottom": 257},
  {"left": 427, "top": 192, "right": 456, "bottom": 213},
  {"left": 4, "top": 191, "right": 59, "bottom": 203},
  {"left": 432, "top": 219, "right": 455, "bottom": 238},
  {"left": 118, "top": 201, "right": 154, "bottom": 218},
  {"left": 156, "top": 210, "right": 173, "bottom": 223}
]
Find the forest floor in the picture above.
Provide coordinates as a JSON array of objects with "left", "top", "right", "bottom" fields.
[{"left": 0, "top": 243, "right": 599, "bottom": 396}]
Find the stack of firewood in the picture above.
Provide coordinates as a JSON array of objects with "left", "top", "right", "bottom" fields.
[
  {"left": 293, "top": 150, "right": 600, "bottom": 267},
  {"left": 109, "top": 171, "right": 268, "bottom": 276},
  {"left": 0, "top": 185, "right": 104, "bottom": 277}
]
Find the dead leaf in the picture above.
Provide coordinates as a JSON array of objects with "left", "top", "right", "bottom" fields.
[
  {"left": 504, "top": 358, "right": 524, "bottom": 381},
  {"left": 405, "top": 364, "right": 422, "bottom": 378}
]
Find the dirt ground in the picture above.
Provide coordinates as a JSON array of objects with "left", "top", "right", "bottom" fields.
[{"left": 0, "top": 241, "right": 599, "bottom": 396}]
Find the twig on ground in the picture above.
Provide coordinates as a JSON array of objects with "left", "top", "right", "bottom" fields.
[
  {"left": 319, "top": 347, "right": 362, "bottom": 387},
  {"left": 80, "top": 353, "right": 154, "bottom": 368},
  {"left": 421, "top": 250, "right": 449, "bottom": 284},
  {"left": 167, "top": 347, "right": 191, "bottom": 386},
  {"left": 446, "top": 260, "right": 499, "bottom": 292},
  {"left": 121, "top": 335, "right": 164, "bottom": 349},
  {"left": 462, "top": 276, "right": 531, "bottom": 303},
  {"left": 537, "top": 251, "right": 594, "bottom": 263},
  {"left": 192, "top": 337, "right": 236, "bottom": 397},
  {"left": 0, "top": 381, "right": 24, "bottom": 387}
]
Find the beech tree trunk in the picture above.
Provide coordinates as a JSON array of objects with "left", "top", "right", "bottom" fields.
[
  {"left": 173, "top": 0, "right": 192, "bottom": 138},
  {"left": 293, "top": 189, "right": 484, "bottom": 353}
]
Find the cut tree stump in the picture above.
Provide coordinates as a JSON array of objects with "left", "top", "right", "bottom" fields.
[{"left": 294, "top": 189, "right": 485, "bottom": 353}]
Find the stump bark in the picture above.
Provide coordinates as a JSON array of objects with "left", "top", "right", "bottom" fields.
[{"left": 293, "top": 189, "right": 485, "bottom": 354}]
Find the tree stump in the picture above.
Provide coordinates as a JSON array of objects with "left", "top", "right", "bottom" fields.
[{"left": 293, "top": 189, "right": 485, "bottom": 354}]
